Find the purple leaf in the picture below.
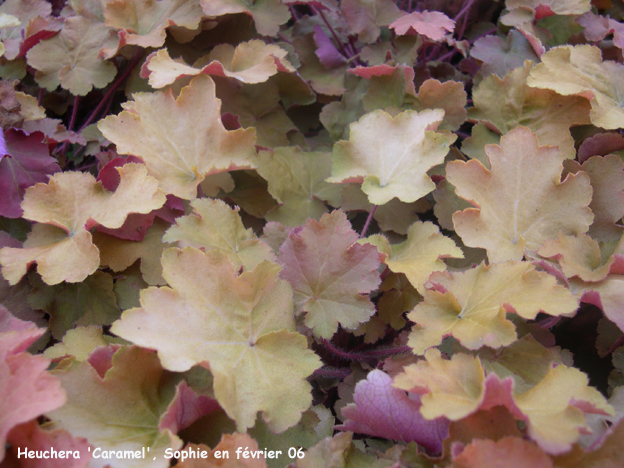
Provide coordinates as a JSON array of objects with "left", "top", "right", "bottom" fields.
[
  {"left": 336, "top": 369, "right": 449, "bottom": 455},
  {"left": 0, "top": 129, "right": 60, "bottom": 218},
  {"left": 313, "top": 25, "right": 347, "bottom": 69}
]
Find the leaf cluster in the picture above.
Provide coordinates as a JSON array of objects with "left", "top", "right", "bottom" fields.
[{"left": 1, "top": 0, "right": 624, "bottom": 466}]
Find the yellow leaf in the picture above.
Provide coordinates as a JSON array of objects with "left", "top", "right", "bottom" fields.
[
  {"left": 163, "top": 198, "right": 276, "bottom": 271},
  {"left": 327, "top": 109, "right": 452, "bottom": 205},
  {"left": 26, "top": 16, "right": 118, "bottom": 95},
  {"left": 527, "top": 45, "right": 624, "bottom": 130},
  {"left": 515, "top": 365, "right": 613, "bottom": 455},
  {"left": 447, "top": 126, "right": 593, "bottom": 263},
  {"left": 104, "top": 0, "right": 203, "bottom": 49},
  {"left": 538, "top": 233, "right": 615, "bottom": 282},
  {"left": 111, "top": 247, "right": 321, "bottom": 432},
  {"left": 407, "top": 262, "right": 578, "bottom": 353},
  {"left": 94, "top": 218, "right": 173, "bottom": 286},
  {"left": 468, "top": 61, "right": 591, "bottom": 159},
  {"left": 385, "top": 221, "right": 463, "bottom": 294},
  {"left": 200, "top": 0, "right": 290, "bottom": 37},
  {"left": 98, "top": 75, "right": 256, "bottom": 200},
  {"left": 393, "top": 349, "right": 485, "bottom": 420},
  {"left": 144, "top": 41, "right": 295, "bottom": 88},
  {"left": 0, "top": 164, "right": 165, "bottom": 285}
]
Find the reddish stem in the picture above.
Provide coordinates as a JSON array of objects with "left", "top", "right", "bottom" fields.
[
  {"left": 360, "top": 205, "right": 378, "bottom": 238},
  {"left": 288, "top": 5, "right": 299, "bottom": 21},
  {"left": 320, "top": 339, "right": 411, "bottom": 361},
  {"left": 68, "top": 95, "right": 80, "bottom": 132},
  {"left": 454, "top": 0, "right": 478, "bottom": 40},
  {"left": 56, "top": 95, "right": 80, "bottom": 163},
  {"left": 78, "top": 49, "right": 143, "bottom": 133},
  {"left": 277, "top": 32, "right": 292, "bottom": 44},
  {"left": 312, "top": 6, "right": 352, "bottom": 60},
  {"left": 309, "top": 367, "right": 351, "bottom": 380},
  {"left": 605, "top": 334, "right": 624, "bottom": 356}
]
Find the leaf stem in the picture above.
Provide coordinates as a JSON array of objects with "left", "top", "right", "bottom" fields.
[
  {"left": 320, "top": 338, "right": 411, "bottom": 361},
  {"left": 56, "top": 95, "right": 80, "bottom": 165},
  {"left": 360, "top": 205, "right": 378, "bottom": 238},
  {"left": 289, "top": 5, "right": 299, "bottom": 21},
  {"left": 277, "top": 32, "right": 292, "bottom": 45},
  {"left": 78, "top": 48, "right": 143, "bottom": 134},
  {"left": 309, "top": 366, "right": 351, "bottom": 380},
  {"left": 312, "top": 6, "right": 352, "bottom": 60},
  {"left": 605, "top": 334, "right": 624, "bottom": 356},
  {"left": 68, "top": 95, "right": 80, "bottom": 132},
  {"left": 454, "top": 0, "right": 478, "bottom": 40}
]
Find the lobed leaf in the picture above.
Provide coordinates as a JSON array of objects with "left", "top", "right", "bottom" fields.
[
  {"left": 104, "top": 0, "right": 203, "bottom": 49},
  {"left": 384, "top": 221, "right": 463, "bottom": 294},
  {"left": 0, "top": 163, "right": 165, "bottom": 285},
  {"left": 337, "top": 369, "right": 449, "bottom": 454},
  {"left": 468, "top": 61, "right": 591, "bottom": 159},
  {"left": 527, "top": 45, "right": 624, "bottom": 130},
  {"left": 0, "top": 305, "right": 66, "bottom": 460},
  {"left": 47, "top": 346, "right": 183, "bottom": 468},
  {"left": 26, "top": 16, "right": 118, "bottom": 96},
  {"left": 163, "top": 198, "right": 276, "bottom": 271},
  {"left": 98, "top": 75, "right": 257, "bottom": 200},
  {"left": 447, "top": 126, "right": 593, "bottom": 263},
  {"left": 327, "top": 109, "right": 452, "bottom": 205},
  {"left": 142, "top": 41, "right": 295, "bottom": 88},
  {"left": 200, "top": 0, "right": 290, "bottom": 37},
  {"left": 255, "top": 147, "right": 342, "bottom": 227},
  {"left": 278, "top": 210, "right": 380, "bottom": 339},
  {"left": 407, "top": 261, "right": 579, "bottom": 353},
  {"left": 111, "top": 247, "right": 321, "bottom": 432}
]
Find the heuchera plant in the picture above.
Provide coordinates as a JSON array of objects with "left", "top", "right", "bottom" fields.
[{"left": 1, "top": 0, "right": 624, "bottom": 466}]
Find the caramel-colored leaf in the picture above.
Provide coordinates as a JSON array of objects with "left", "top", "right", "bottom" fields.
[
  {"left": 0, "top": 164, "right": 165, "bottom": 285},
  {"left": 111, "top": 248, "right": 321, "bottom": 432},
  {"left": 328, "top": 109, "right": 452, "bottom": 205},
  {"left": 98, "top": 76, "right": 256, "bottom": 200},
  {"left": 407, "top": 261, "right": 578, "bottom": 353},
  {"left": 447, "top": 127, "right": 593, "bottom": 262}
]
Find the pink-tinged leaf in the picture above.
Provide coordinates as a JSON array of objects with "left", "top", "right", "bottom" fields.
[
  {"left": 159, "top": 381, "right": 221, "bottom": 434},
  {"left": 578, "top": 12, "right": 624, "bottom": 51},
  {"left": 313, "top": 25, "right": 346, "bottom": 69},
  {"left": 451, "top": 437, "right": 553, "bottom": 468},
  {"left": 16, "top": 18, "right": 62, "bottom": 59},
  {"left": 348, "top": 63, "right": 399, "bottom": 78},
  {"left": 390, "top": 10, "right": 455, "bottom": 42},
  {"left": 86, "top": 345, "right": 120, "bottom": 379},
  {"left": 0, "top": 304, "right": 42, "bottom": 354},
  {"left": 337, "top": 370, "right": 449, "bottom": 455},
  {"left": 578, "top": 132, "right": 624, "bottom": 164},
  {"left": 575, "top": 278, "right": 624, "bottom": 333},
  {"left": 0, "top": 128, "right": 60, "bottom": 218},
  {"left": 5, "top": 420, "right": 91, "bottom": 468},
  {"left": 21, "top": 118, "right": 86, "bottom": 146},
  {"left": 0, "top": 305, "right": 66, "bottom": 460},
  {"left": 278, "top": 210, "right": 381, "bottom": 338}
]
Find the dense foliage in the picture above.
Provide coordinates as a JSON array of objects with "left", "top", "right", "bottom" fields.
[{"left": 1, "top": 0, "right": 624, "bottom": 466}]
